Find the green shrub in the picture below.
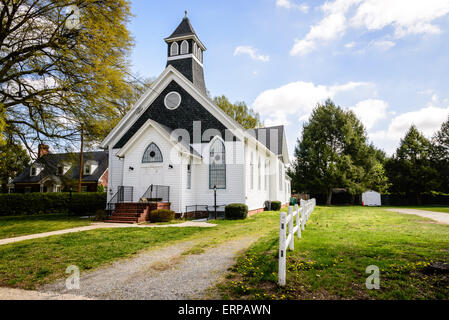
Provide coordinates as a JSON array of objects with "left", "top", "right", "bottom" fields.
[
  {"left": 0, "top": 193, "right": 107, "bottom": 216},
  {"left": 94, "top": 209, "right": 108, "bottom": 221},
  {"left": 149, "top": 209, "right": 175, "bottom": 222},
  {"left": 225, "top": 203, "right": 248, "bottom": 220},
  {"left": 271, "top": 201, "right": 282, "bottom": 211}
]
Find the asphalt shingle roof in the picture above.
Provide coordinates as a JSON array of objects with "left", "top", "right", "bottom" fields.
[
  {"left": 13, "top": 151, "right": 108, "bottom": 184},
  {"left": 167, "top": 16, "right": 197, "bottom": 39},
  {"left": 247, "top": 126, "right": 286, "bottom": 156}
]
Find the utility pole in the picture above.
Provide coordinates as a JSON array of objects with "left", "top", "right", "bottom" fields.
[{"left": 78, "top": 123, "right": 84, "bottom": 193}]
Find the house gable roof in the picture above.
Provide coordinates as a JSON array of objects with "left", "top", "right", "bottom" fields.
[{"left": 13, "top": 151, "right": 108, "bottom": 184}]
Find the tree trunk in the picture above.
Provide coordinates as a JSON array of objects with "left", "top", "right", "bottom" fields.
[
  {"left": 417, "top": 193, "right": 422, "bottom": 206},
  {"left": 326, "top": 188, "right": 333, "bottom": 206}
]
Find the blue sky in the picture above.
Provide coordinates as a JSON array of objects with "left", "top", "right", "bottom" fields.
[{"left": 128, "top": 0, "right": 449, "bottom": 156}]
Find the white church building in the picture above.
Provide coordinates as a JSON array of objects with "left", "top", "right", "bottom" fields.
[{"left": 101, "top": 14, "right": 291, "bottom": 220}]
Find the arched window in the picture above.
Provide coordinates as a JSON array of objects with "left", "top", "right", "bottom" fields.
[
  {"left": 170, "top": 42, "right": 179, "bottom": 56},
  {"left": 209, "top": 139, "right": 226, "bottom": 189},
  {"left": 142, "top": 143, "right": 163, "bottom": 163},
  {"left": 193, "top": 43, "right": 198, "bottom": 58},
  {"left": 180, "top": 40, "right": 189, "bottom": 55}
]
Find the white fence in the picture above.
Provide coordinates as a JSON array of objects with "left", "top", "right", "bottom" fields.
[{"left": 278, "top": 199, "right": 316, "bottom": 286}]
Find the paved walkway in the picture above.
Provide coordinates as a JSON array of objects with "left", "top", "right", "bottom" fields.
[
  {"left": 0, "top": 221, "right": 217, "bottom": 246},
  {"left": 387, "top": 208, "right": 449, "bottom": 224}
]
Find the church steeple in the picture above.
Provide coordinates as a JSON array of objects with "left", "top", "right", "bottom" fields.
[{"left": 165, "top": 13, "right": 207, "bottom": 94}]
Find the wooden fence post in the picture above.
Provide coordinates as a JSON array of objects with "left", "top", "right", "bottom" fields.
[
  {"left": 279, "top": 212, "right": 287, "bottom": 286},
  {"left": 295, "top": 204, "right": 301, "bottom": 239},
  {"left": 288, "top": 206, "right": 294, "bottom": 251}
]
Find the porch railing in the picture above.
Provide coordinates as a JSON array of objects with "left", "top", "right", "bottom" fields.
[
  {"left": 106, "top": 186, "right": 134, "bottom": 212},
  {"left": 140, "top": 185, "right": 170, "bottom": 203}
]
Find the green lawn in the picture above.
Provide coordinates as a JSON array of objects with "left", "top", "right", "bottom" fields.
[
  {"left": 0, "top": 211, "right": 280, "bottom": 289},
  {"left": 217, "top": 206, "right": 449, "bottom": 300},
  {"left": 0, "top": 214, "right": 92, "bottom": 240}
]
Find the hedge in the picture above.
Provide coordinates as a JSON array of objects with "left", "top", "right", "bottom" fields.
[
  {"left": 271, "top": 201, "right": 282, "bottom": 211},
  {"left": 149, "top": 209, "right": 175, "bottom": 222},
  {"left": 0, "top": 193, "right": 107, "bottom": 216},
  {"left": 225, "top": 203, "right": 248, "bottom": 220}
]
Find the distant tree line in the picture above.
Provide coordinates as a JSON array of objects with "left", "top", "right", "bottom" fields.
[{"left": 288, "top": 99, "right": 449, "bottom": 205}]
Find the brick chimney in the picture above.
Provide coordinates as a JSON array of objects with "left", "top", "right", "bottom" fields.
[{"left": 38, "top": 144, "right": 50, "bottom": 158}]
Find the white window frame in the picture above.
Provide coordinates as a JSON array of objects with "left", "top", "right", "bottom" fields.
[
  {"left": 170, "top": 42, "right": 179, "bottom": 56},
  {"left": 84, "top": 164, "right": 91, "bottom": 176},
  {"left": 187, "top": 162, "right": 192, "bottom": 190},
  {"left": 180, "top": 40, "right": 189, "bottom": 55}
]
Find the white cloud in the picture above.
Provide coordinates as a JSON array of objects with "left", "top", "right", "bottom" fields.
[
  {"left": 371, "top": 40, "right": 396, "bottom": 50},
  {"left": 350, "top": 0, "right": 449, "bottom": 37},
  {"left": 290, "top": 0, "right": 449, "bottom": 56},
  {"left": 234, "top": 46, "right": 270, "bottom": 62},
  {"left": 253, "top": 81, "right": 371, "bottom": 126},
  {"left": 350, "top": 99, "right": 388, "bottom": 130},
  {"left": 276, "top": 0, "right": 309, "bottom": 13},
  {"left": 344, "top": 41, "right": 357, "bottom": 48},
  {"left": 369, "top": 101, "right": 449, "bottom": 155}
]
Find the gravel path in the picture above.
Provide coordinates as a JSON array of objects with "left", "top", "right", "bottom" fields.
[
  {"left": 0, "top": 288, "right": 92, "bottom": 300},
  {"left": 40, "top": 237, "right": 257, "bottom": 300},
  {"left": 0, "top": 222, "right": 216, "bottom": 246},
  {"left": 387, "top": 208, "right": 449, "bottom": 224}
]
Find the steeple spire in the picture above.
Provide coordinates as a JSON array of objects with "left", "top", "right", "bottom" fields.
[{"left": 164, "top": 14, "right": 207, "bottom": 94}]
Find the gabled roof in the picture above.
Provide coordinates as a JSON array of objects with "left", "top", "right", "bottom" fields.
[
  {"left": 116, "top": 118, "right": 202, "bottom": 159},
  {"left": 247, "top": 126, "right": 290, "bottom": 163},
  {"left": 167, "top": 16, "right": 197, "bottom": 39},
  {"left": 13, "top": 151, "right": 108, "bottom": 184},
  {"left": 164, "top": 15, "right": 206, "bottom": 50}
]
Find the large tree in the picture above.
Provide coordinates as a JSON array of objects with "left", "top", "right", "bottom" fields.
[
  {"left": 213, "top": 95, "right": 263, "bottom": 129},
  {"left": 432, "top": 117, "right": 449, "bottom": 193},
  {"left": 0, "top": 135, "right": 30, "bottom": 192},
  {"left": 386, "top": 125, "right": 439, "bottom": 204},
  {"left": 0, "top": 0, "right": 134, "bottom": 155},
  {"left": 290, "top": 99, "right": 388, "bottom": 205}
]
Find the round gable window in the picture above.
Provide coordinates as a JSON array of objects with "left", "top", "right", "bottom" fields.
[{"left": 164, "top": 91, "right": 181, "bottom": 110}]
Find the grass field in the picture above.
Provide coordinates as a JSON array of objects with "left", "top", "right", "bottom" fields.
[
  {"left": 0, "top": 211, "right": 280, "bottom": 289},
  {"left": 0, "top": 214, "right": 92, "bottom": 240},
  {"left": 1, "top": 207, "right": 448, "bottom": 299},
  {"left": 217, "top": 206, "right": 449, "bottom": 300}
]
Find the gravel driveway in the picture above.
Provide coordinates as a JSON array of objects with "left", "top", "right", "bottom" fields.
[
  {"left": 40, "top": 237, "right": 257, "bottom": 300},
  {"left": 387, "top": 208, "right": 449, "bottom": 224}
]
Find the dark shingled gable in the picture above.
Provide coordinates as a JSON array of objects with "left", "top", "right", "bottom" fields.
[
  {"left": 247, "top": 126, "right": 286, "bottom": 156},
  {"left": 13, "top": 151, "right": 108, "bottom": 184},
  {"left": 114, "top": 80, "right": 237, "bottom": 149},
  {"left": 167, "top": 17, "right": 197, "bottom": 39}
]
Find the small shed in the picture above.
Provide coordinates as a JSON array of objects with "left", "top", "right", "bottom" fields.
[{"left": 362, "top": 191, "right": 382, "bottom": 207}]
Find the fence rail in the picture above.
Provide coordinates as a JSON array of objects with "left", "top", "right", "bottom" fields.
[{"left": 279, "top": 199, "right": 316, "bottom": 286}]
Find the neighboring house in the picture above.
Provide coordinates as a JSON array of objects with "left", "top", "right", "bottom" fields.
[
  {"left": 100, "top": 14, "right": 291, "bottom": 217},
  {"left": 13, "top": 144, "right": 108, "bottom": 193}
]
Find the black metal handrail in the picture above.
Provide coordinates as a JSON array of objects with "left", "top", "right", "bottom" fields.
[
  {"left": 106, "top": 186, "right": 134, "bottom": 212},
  {"left": 140, "top": 184, "right": 170, "bottom": 203}
]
